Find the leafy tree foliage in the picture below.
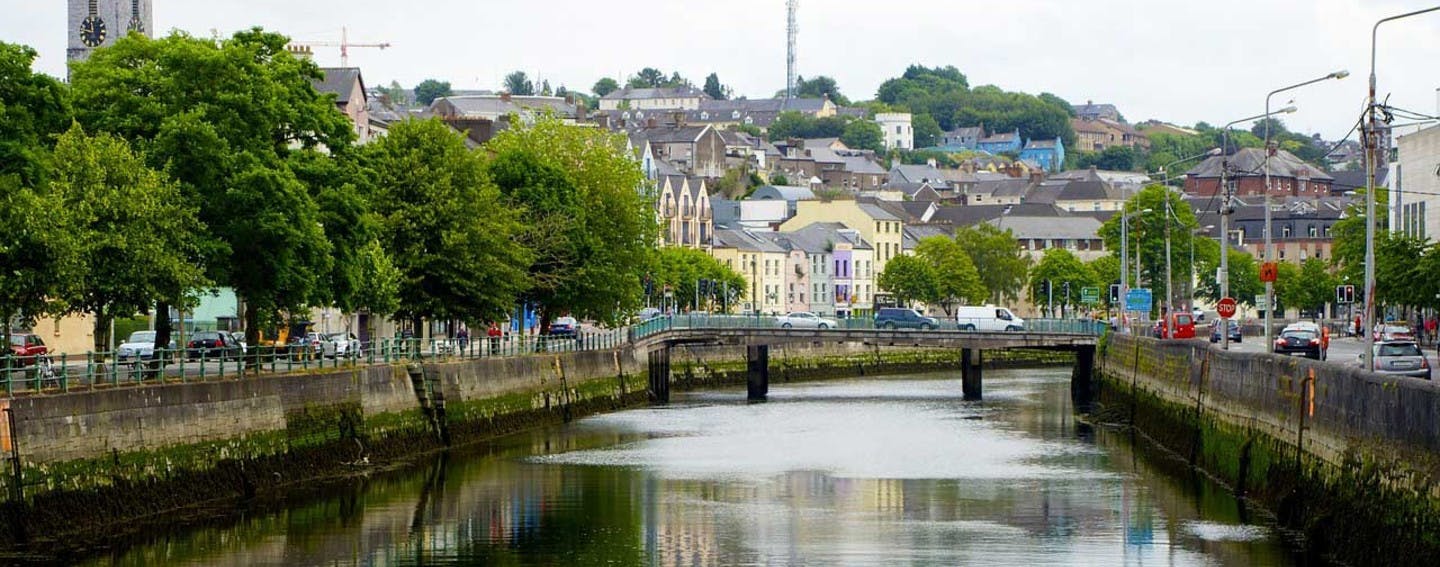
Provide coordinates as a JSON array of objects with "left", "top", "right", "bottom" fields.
[
  {"left": 70, "top": 29, "right": 359, "bottom": 346},
  {"left": 793, "top": 75, "right": 850, "bottom": 105},
  {"left": 651, "top": 248, "right": 746, "bottom": 312},
  {"left": 413, "top": 78, "right": 453, "bottom": 106},
  {"left": 1196, "top": 249, "right": 1262, "bottom": 307},
  {"left": 1098, "top": 185, "right": 1214, "bottom": 306},
  {"left": 1038, "top": 92, "right": 1075, "bottom": 117},
  {"left": 505, "top": 71, "right": 535, "bottom": 96},
  {"left": 0, "top": 42, "right": 70, "bottom": 188},
  {"left": 767, "top": 111, "right": 852, "bottom": 141},
  {"left": 1275, "top": 259, "right": 1336, "bottom": 316},
  {"left": 702, "top": 73, "right": 730, "bottom": 100},
  {"left": 365, "top": 118, "right": 532, "bottom": 328},
  {"left": 1028, "top": 249, "right": 1096, "bottom": 316},
  {"left": 484, "top": 116, "right": 659, "bottom": 328},
  {"left": 875, "top": 64, "right": 1074, "bottom": 150},
  {"left": 1074, "top": 145, "right": 1139, "bottom": 171},
  {"left": 914, "top": 236, "right": 986, "bottom": 314},
  {"left": 592, "top": 77, "right": 620, "bottom": 97},
  {"left": 912, "top": 113, "right": 943, "bottom": 149},
  {"left": 627, "top": 68, "right": 688, "bottom": 89},
  {"left": 0, "top": 175, "right": 81, "bottom": 350},
  {"left": 840, "top": 119, "right": 885, "bottom": 152},
  {"left": 50, "top": 126, "right": 207, "bottom": 352},
  {"left": 877, "top": 255, "right": 938, "bottom": 308},
  {"left": 953, "top": 224, "right": 1030, "bottom": 304}
]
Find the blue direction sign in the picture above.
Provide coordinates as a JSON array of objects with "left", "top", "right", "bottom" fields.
[{"left": 1125, "top": 289, "right": 1153, "bottom": 312}]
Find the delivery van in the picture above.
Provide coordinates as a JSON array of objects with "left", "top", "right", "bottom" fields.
[{"left": 955, "top": 306, "right": 1026, "bottom": 332}]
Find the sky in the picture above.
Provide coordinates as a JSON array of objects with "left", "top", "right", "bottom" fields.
[{"left": 4, "top": 0, "right": 1440, "bottom": 141}]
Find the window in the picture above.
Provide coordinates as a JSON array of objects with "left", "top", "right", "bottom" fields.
[
  {"left": 732, "top": 110, "right": 740, "bottom": 119},
  {"left": 1282, "top": 225, "right": 1292, "bottom": 238},
  {"left": 896, "top": 126, "right": 903, "bottom": 134}
]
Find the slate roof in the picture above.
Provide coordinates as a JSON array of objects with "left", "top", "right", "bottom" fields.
[
  {"left": 601, "top": 86, "right": 709, "bottom": 101},
  {"left": 1075, "top": 102, "right": 1119, "bottom": 120},
  {"left": 784, "top": 222, "right": 874, "bottom": 250},
  {"left": 987, "top": 216, "right": 1103, "bottom": 241},
  {"left": 632, "top": 125, "right": 710, "bottom": 144},
  {"left": 979, "top": 131, "right": 1020, "bottom": 143},
  {"left": 750, "top": 185, "right": 817, "bottom": 201},
  {"left": 435, "top": 95, "right": 578, "bottom": 118},
  {"left": 1185, "top": 148, "right": 1334, "bottom": 181},
  {"left": 929, "top": 203, "right": 1069, "bottom": 226},
  {"left": 314, "top": 68, "right": 364, "bottom": 103},
  {"left": 857, "top": 202, "right": 901, "bottom": 221},
  {"left": 1330, "top": 169, "right": 1388, "bottom": 192},
  {"left": 890, "top": 164, "right": 951, "bottom": 187},
  {"left": 713, "top": 227, "right": 787, "bottom": 253}
]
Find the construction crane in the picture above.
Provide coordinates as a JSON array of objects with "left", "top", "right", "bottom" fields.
[{"left": 288, "top": 27, "right": 391, "bottom": 67}]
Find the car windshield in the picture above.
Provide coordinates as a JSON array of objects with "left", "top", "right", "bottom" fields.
[
  {"left": 195, "top": 332, "right": 219, "bottom": 340},
  {"left": 555, "top": 317, "right": 577, "bottom": 325},
  {"left": 327, "top": 333, "right": 347, "bottom": 340},
  {"left": 1383, "top": 326, "right": 1411, "bottom": 334},
  {"left": 1378, "top": 343, "right": 1422, "bottom": 357},
  {"left": 128, "top": 331, "right": 156, "bottom": 343},
  {"left": 1282, "top": 331, "right": 1316, "bottom": 340}
]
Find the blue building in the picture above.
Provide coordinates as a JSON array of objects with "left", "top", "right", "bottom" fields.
[
  {"left": 976, "top": 129, "right": 1023, "bottom": 154},
  {"left": 1019, "top": 137, "right": 1066, "bottom": 172}
]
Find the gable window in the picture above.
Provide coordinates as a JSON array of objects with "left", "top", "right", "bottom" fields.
[
  {"left": 732, "top": 110, "right": 741, "bottom": 119},
  {"left": 1308, "top": 225, "right": 1317, "bottom": 238}
]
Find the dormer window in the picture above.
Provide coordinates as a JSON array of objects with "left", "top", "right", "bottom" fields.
[
  {"left": 732, "top": 110, "right": 741, "bottom": 119},
  {"left": 744, "top": 117, "right": 754, "bottom": 125},
  {"left": 623, "top": 112, "right": 631, "bottom": 120},
  {"left": 700, "top": 112, "right": 710, "bottom": 120}
]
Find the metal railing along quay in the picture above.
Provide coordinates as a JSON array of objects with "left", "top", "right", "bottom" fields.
[{"left": 2, "top": 316, "right": 1106, "bottom": 397}]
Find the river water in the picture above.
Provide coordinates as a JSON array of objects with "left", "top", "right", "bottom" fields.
[{"left": 87, "top": 368, "right": 1303, "bottom": 566}]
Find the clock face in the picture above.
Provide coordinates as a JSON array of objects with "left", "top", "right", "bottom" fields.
[
  {"left": 128, "top": 17, "right": 144, "bottom": 33},
  {"left": 80, "top": 16, "right": 107, "bottom": 47}
]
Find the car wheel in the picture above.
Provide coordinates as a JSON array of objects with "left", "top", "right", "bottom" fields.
[
  {"left": 818, "top": 323, "right": 829, "bottom": 329},
  {"left": 781, "top": 323, "right": 793, "bottom": 329},
  {"left": 960, "top": 324, "right": 976, "bottom": 331},
  {"left": 921, "top": 323, "right": 934, "bottom": 331},
  {"left": 1006, "top": 325, "right": 1022, "bottom": 332},
  {"left": 884, "top": 322, "right": 897, "bottom": 330}
]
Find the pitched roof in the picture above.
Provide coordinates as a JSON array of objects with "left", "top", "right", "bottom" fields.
[
  {"left": 986, "top": 215, "right": 1103, "bottom": 240},
  {"left": 712, "top": 227, "right": 787, "bottom": 253},
  {"left": 750, "top": 185, "right": 816, "bottom": 201},
  {"left": 314, "top": 68, "right": 364, "bottom": 104},
  {"left": 632, "top": 125, "right": 711, "bottom": 144},
  {"left": 857, "top": 202, "right": 901, "bottom": 221},
  {"left": 1185, "top": 147, "right": 1334, "bottom": 181},
  {"left": 979, "top": 130, "right": 1020, "bottom": 143},
  {"left": 601, "top": 86, "right": 709, "bottom": 101},
  {"left": 435, "top": 95, "right": 578, "bottom": 118}
]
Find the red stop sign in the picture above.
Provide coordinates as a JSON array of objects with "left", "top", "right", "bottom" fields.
[{"left": 1216, "top": 297, "right": 1237, "bottom": 318}]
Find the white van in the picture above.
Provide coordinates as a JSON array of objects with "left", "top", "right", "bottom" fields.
[{"left": 954, "top": 305, "right": 1026, "bottom": 332}]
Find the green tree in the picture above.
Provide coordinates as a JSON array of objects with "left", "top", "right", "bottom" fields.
[
  {"left": 953, "top": 224, "right": 1030, "bottom": 304},
  {"left": 50, "top": 126, "right": 208, "bottom": 353},
  {"left": 365, "top": 118, "right": 532, "bottom": 328},
  {"left": 1038, "top": 92, "right": 1076, "bottom": 117},
  {"left": 1028, "top": 249, "right": 1097, "bottom": 317},
  {"left": 376, "top": 80, "right": 409, "bottom": 106},
  {"left": 652, "top": 248, "right": 746, "bottom": 312},
  {"left": 484, "top": 116, "right": 659, "bottom": 328},
  {"left": 877, "top": 255, "right": 938, "bottom": 308},
  {"left": 0, "top": 175, "right": 81, "bottom": 354},
  {"left": 592, "top": 77, "right": 620, "bottom": 97},
  {"left": 505, "top": 71, "right": 535, "bottom": 95},
  {"left": 793, "top": 75, "right": 850, "bottom": 105},
  {"left": 1196, "top": 250, "right": 1262, "bottom": 308},
  {"left": 413, "top": 78, "right": 453, "bottom": 105},
  {"left": 912, "top": 113, "right": 943, "bottom": 149},
  {"left": 840, "top": 119, "right": 885, "bottom": 153},
  {"left": 914, "top": 236, "right": 986, "bottom": 314},
  {"left": 1075, "top": 145, "right": 1139, "bottom": 171},
  {"left": 71, "top": 28, "right": 359, "bottom": 348},
  {"left": 629, "top": 67, "right": 668, "bottom": 88},
  {"left": 0, "top": 42, "right": 71, "bottom": 188},
  {"left": 288, "top": 149, "right": 396, "bottom": 318},
  {"left": 702, "top": 72, "right": 729, "bottom": 100},
  {"left": 770, "top": 172, "right": 791, "bottom": 186},
  {"left": 1097, "top": 185, "right": 1213, "bottom": 306},
  {"left": 1088, "top": 255, "right": 1121, "bottom": 308}
]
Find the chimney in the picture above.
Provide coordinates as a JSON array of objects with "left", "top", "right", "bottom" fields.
[
  {"left": 285, "top": 45, "right": 314, "bottom": 61},
  {"left": 1030, "top": 169, "right": 1044, "bottom": 183},
  {"left": 647, "top": 117, "right": 657, "bottom": 129}
]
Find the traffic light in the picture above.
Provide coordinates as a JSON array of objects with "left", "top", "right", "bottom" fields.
[
  {"left": 1336, "top": 284, "right": 1355, "bottom": 304},
  {"left": 1109, "top": 283, "right": 1121, "bottom": 303},
  {"left": 1062, "top": 281, "right": 1071, "bottom": 298},
  {"left": 1039, "top": 280, "right": 1051, "bottom": 297}
]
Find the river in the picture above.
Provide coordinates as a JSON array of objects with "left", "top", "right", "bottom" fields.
[{"left": 85, "top": 368, "right": 1303, "bottom": 566}]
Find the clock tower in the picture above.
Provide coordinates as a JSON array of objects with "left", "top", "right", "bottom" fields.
[{"left": 68, "top": 0, "right": 152, "bottom": 63}]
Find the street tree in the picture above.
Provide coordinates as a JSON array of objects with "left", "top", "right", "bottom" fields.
[
  {"left": 70, "top": 29, "right": 358, "bottom": 348},
  {"left": 288, "top": 149, "right": 398, "bottom": 320},
  {"left": 592, "top": 77, "right": 620, "bottom": 97},
  {"left": 484, "top": 116, "right": 658, "bottom": 329},
  {"left": 1088, "top": 256, "right": 1121, "bottom": 309},
  {"left": 0, "top": 175, "right": 81, "bottom": 354},
  {"left": 913, "top": 236, "right": 986, "bottom": 315},
  {"left": 1197, "top": 250, "right": 1262, "bottom": 308},
  {"left": 1098, "top": 185, "right": 1212, "bottom": 303},
  {"left": 651, "top": 248, "right": 746, "bottom": 312},
  {"left": 50, "top": 126, "right": 208, "bottom": 352},
  {"left": 413, "top": 79, "right": 453, "bottom": 105},
  {"left": 0, "top": 42, "right": 70, "bottom": 188},
  {"left": 953, "top": 224, "right": 1030, "bottom": 304},
  {"left": 877, "top": 255, "right": 938, "bottom": 308},
  {"left": 366, "top": 118, "right": 530, "bottom": 329},
  {"left": 1028, "top": 249, "right": 1097, "bottom": 317},
  {"left": 840, "top": 119, "right": 885, "bottom": 153}
]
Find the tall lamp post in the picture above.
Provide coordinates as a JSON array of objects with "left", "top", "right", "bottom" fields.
[
  {"left": 1263, "top": 70, "right": 1349, "bottom": 349},
  {"left": 1219, "top": 108, "right": 1296, "bottom": 350},
  {"left": 1363, "top": 6, "right": 1440, "bottom": 369},
  {"left": 1152, "top": 148, "right": 1223, "bottom": 317},
  {"left": 1119, "top": 207, "right": 1153, "bottom": 330}
]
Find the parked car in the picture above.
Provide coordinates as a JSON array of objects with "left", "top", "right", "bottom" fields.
[
  {"left": 187, "top": 331, "right": 240, "bottom": 361},
  {"left": 8, "top": 334, "right": 49, "bottom": 366},
  {"left": 953, "top": 305, "right": 1026, "bottom": 332},
  {"left": 1273, "top": 328, "right": 1324, "bottom": 360},
  {"left": 322, "top": 332, "right": 363, "bottom": 359},
  {"left": 286, "top": 331, "right": 326, "bottom": 359},
  {"left": 117, "top": 331, "right": 176, "bottom": 362},
  {"left": 1209, "top": 320, "right": 1242, "bottom": 343},
  {"left": 1192, "top": 306, "right": 1205, "bottom": 322},
  {"left": 548, "top": 316, "right": 579, "bottom": 338},
  {"left": 875, "top": 308, "right": 939, "bottom": 330},
  {"left": 776, "top": 312, "right": 838, "bottom": 329},
  {"left": 218, "top": 331, "right": 248, "bottom": 356},
  {"left": 1362, "top": 341, "right": 1431, "bottom": 379},
  {"left": 637, "top": 308, "right": 663, "bottom": 322}
]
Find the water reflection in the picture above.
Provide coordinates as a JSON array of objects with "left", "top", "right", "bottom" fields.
[{"left": 86, "top": 369, "right": 1299, "bottom": 566}]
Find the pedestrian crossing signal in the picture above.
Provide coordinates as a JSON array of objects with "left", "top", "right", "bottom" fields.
[{"left": 1335, "top": 284, "right": 1355, "bottom": 304}]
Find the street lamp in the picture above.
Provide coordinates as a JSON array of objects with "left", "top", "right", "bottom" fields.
[
  {"left": 1263, "top": 70, "right": 1349, "bottom": 348},
  {"left": 1153, "top": 148, "right": 1222, "bottom": 317},
  {"left": 1119, "top": 207, "right": 1153, "bottom": 328},
  {"left": 1217, "top": 107, "right": 1296, "bottom": 350},
  {"left": 1363, "top": 6, "right": 1440, "bottom": 369}
]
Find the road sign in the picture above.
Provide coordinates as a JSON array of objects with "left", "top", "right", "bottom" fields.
[
  {"left": 1260, "top": 262, "right": 1278, "bottom": 283},
  {"left": 1081, "top": 287, "right": 1101, "bottom": 305},
  {"left": 1125, "top": 289, "right": 1153, "bottom": 312},
  {"left": 1216, "top": 297, "right": 1238, "bottom": 318},
  {"left": 1254, "top": 294, "right": 1268, "bottom": 311}
]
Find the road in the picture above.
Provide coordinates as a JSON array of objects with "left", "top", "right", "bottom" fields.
[{"left": 1222, "top": 329, "right": 1440, "bottom": 373}]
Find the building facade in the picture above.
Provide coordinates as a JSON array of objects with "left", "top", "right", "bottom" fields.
[
  {"left": 875, "top": 113, "right": 914, "bottom": 151},
  {"left": 1396, "top": 124, "right": 1440, "bottom": 241},
  {"left": 68, "top": 0, "right": 153, "bottom": 64}
]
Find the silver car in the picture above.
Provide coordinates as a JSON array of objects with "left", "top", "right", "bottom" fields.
[
  {"left": 1363, "top": 341, "right": 1431, "bottom": 379},
  {"left": 322, "top": 332, "right": 363, "bottom": 358},
  {"left": 776, "top": 311, "right": 839, "bottom": 329}
]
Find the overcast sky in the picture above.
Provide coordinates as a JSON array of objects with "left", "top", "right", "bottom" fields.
[{"left": 5, "top": 0, "right": 1440, "bottom": 140}]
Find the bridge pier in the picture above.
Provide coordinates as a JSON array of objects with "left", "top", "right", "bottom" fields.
[
  {"left": 961, "top": 348, "right": 983, "bottom": 400},
  {"left": 746, "top": 345, "right": 769, "bottom": 401},
  {"left": 648, "top": 347, "right": 671, "bottom": 403},
  {"left": 1070, "top": 345, "right": 1095, "bottom": 407}
]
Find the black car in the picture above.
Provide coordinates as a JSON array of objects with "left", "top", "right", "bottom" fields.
[
  {"left": 1209, "top": 320, "right": 1242, "bottom": 343},
  {"left": 187, "top": 331, "right": 239, "bottom": 360},
  {"left": 875, "top": 308, "right": 939, "bottom": 330},
  {"left": 1273, "top": 328, "right": 1323, "bottom": 359}
]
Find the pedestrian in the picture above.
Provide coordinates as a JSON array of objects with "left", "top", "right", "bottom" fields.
[
  {"left": 457, "top": 326, "right": 470, "bottom": 353},
  {"left": 488, "top": 322, "right": 502, "bottom": 354}
]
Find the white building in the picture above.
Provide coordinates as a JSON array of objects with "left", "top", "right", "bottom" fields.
[
  {"left": 1396, "top": 123, "right": 1440, "bottom": 242},
  {"left": 875, "top": 113, "right": 914, "bottom": 151}
]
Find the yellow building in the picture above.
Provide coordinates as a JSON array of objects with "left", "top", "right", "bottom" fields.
[
  {"left": 779, "top": 199, "right": 905, "bottom": 279},
  {"left": 711, "top": 227, "right": 787, "bottom": 315}
]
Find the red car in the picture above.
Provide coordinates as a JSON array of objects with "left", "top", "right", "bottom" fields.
[{"left": 8, "top": 333, "right": 50, "bottom": 366}]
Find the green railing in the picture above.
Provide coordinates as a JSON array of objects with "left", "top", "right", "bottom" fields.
[{"left": 1, "top": 316, "right": 1102, "bottom": 397}]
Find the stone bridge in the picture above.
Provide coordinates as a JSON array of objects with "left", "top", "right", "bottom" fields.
[{"left": 633, "top": 326, "right": 1101, "bottom": 402}]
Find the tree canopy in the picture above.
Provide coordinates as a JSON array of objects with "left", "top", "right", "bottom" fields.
[
  {"left": 651, "top": 248, "right": 746, "bottom": 312},
  {"left": 914, "top": 236, "right": 987, "bottom": 314},
  {"left": 953, "top": 224, "right": 1030, "bottom": 304},
  {"left": 876, "top": 255, "right": 937, "bottom": 308},
  {"left": 874, "top": 65, "right": 1075, "bottom": 150},
  {"left": 413, "top": 79, "right": 453, "bottom": 106},
  {"left": 1028, "top": 249, "right": 1097, "bottom": 316},
  {"left": 0, "top": 42, "right": 70, "bottom": 187},
  {"left": 627, "top": 68, "right": 689, "bottom": 89},
  {"left": 504, "top": 71, "right": 535, "bottom": 96},
  {"left": 593, "top": 77, "right": 620, "bottom": 97},
  {"left": 702, "top": 73, "right": 730, "bottom": 100}
]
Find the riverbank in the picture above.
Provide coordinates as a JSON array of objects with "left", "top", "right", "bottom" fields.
[
  {"left": 0, "top": 342, "right": 1072, "bottom": 558},
  {"left": 1094, "top": 333, "right": 1440, "bottom": 566}
]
